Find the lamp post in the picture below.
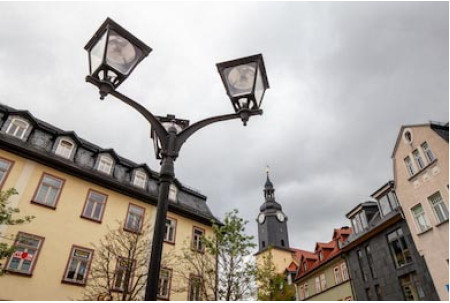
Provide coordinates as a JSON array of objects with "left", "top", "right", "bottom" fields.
[{"left": 84, "top": 17, "right": 269, "bottom": 301}]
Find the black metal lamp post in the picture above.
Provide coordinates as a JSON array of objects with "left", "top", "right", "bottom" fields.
[{"left": 84, "top": 17, "right": 269, "bottom": 301}]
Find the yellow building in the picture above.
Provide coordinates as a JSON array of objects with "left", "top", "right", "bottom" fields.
[
  {"left": 391, "top": 122, "right": 449, "bottom": 300},
  {"left": 0, "top": 104, "right": 217, "bottom": 300},
  {"left": 294, "top": 228, "right": 354, "bottom": 301}
]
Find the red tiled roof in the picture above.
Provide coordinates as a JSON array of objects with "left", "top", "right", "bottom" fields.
[
  {"left": 294, "top": 227, "right": 353, "bottom": 281},
  {"left": 286, "top": 261, "right": 298, "bottom": 272}
]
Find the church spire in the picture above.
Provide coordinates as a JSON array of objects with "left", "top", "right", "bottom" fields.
[{"left": 264, "top": 165, "right": 275, "bottom": 200}]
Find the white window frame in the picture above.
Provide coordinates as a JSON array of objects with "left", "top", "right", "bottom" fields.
[
  {"left": 124, "top": 204, "right": 145, "bottom": 232},
  {"left": 334, "top": 266, "right": 342, "bottom": 284},
  {"left": 411, "top": 203, "right": 431, "bottom": 233},
  {"left": 315, "top": 276, "right": 321, "bottom": 293},
  {"left": 298, "top": 285, "right": 304, "bottom": 300},
  {"left": 341, "top": 262, "right": 349, "bottom": 281},
  {"left": 133, "top": 170, "right": 147, "bottom": 189},
  {"left": 404, "top": 156, "right": 415, "bottom": 177},
  {"left": 320, "top": 273, "right": 327, "bottom": 291},
  {"left": 63, "top": 246, "right": 93, "bottom": 285},
  {"left": 412, "top": 149, "right": 425, "bottom": 170},
  {"left": 428, "top": 192, "right": 449, "bottom": 224},
  {"left": 421, "top": 142, "right": 435, "bottom": 163},
  {"left": 6, "top": 117, "right": 29, "bottom": 140},
  {"left": 33, "top": 174, "right": 64, "bottom": 208},
  {"left": 97, "top": 154, "right": 114, "bottom": 175},
  {"left": 55, "top": 138, "right": 75, "bottom": 159},
  {"left": 192, "top": 227, "right": 205, "bottom": 252},
  {"left": 7, "top": 232, "right": 44, "bottom": 275},
  {"left": 164, "top": 217, "right": 177, "bottom": 243},
  {"left": 303, "top": 282, "right": 309, "bottom": 298},
  {"left": 158, "top": 268, "right": 172, "bottom": 299}
]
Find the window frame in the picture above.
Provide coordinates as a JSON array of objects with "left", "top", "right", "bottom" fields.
[
  {"left": 112, "top": 257, "right": 136, "bottom": 293},
  {"left": 157, "top": 268, "right": 173, "bottom": 300},
  {"left": 421, "top": 142, "right": 435, "bottom": 163},
  {"left": 55, "top": 138, "right": 75, "bottom": 159},
  {"left": 334, "top": 266, "right": 342, "bottom": 284},
  {"left": 97, "top": 154, "right": 114, "bottom": 175},
  {"left": 31, "top": 173, "right": 65, "bottom": 209},
  {"left": 0, "top": 157, "right": 14, "bottom": 190},
  {"left": 404, "top": 156, "right": 415, "bottom": 177},
  {"left": 5, "top": 117, "right": 30, "bottom": 140},
  {"left": 412, "top": 149, "right": 425, "bottom": 170},
  {"left": 298, "top": 285, "right": 304, "bottom": 300},
  {"left": 387, "top": 228, "right": 412, "bottom": 268},
  {"left": 81, "top": 189, "right": 108, "bottom": 223},
  {"left": 303, "top": 282, "right": 309, "bottom": 298},
  {"left": 428, "top": 191, "right": 449, "bottom": 224},
  {"left": 188, "top": 275, "right": 203, "bottom": 301},
  {"left": 341, "top": 262, "right": 349, "bottom": 281},
  {"left": 61, "top": 245, "right": 94, "bottom": 286},
  {"left": 410, "top": 203, "right": 431, "bottom": 233},
  {"left": 133, "top": 170, "right": 147, "bottom": 189},
  {"left": 164, "top": 217, "right": 177, "bottom": 245},
  {"left": 320, "top": 273, "right": 327, "bottom": 291},
  {"left": 192, "top": 226, "right": 205, "bottom": 253},
  {"left": 123, "top": 203, "right": 145, "bottom": 233},
  {"left": 6, "top": 232, "right": 45, "bottom": 276},
  {"left": 314, "top": 276, "right": 321, "bottom": 293}
]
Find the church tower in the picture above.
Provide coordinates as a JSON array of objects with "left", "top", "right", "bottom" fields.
[{"left": 256, "top": 168, "right": 290, "bottom": 252}]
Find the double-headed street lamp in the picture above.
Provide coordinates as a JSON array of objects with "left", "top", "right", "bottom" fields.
[{"left": 84, "top": 18, "right": 269, "bottom": 301}]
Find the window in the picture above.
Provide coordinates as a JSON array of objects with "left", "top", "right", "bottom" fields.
[
  {"left": 192, "top": 227, "right": 205, "bottom": 253},
  {"left": 421, "top": 142, "right": 435, "bottom": 163},
  {"left": 320, "top": 273, "right": 327, "bottom": 291},
  {"left": 351, "top": 211, "right": 368, "bottom": 234},
  {"left": 113, "top": 257, "right": 135, "bottom": 292},
  {"left": 341, "top": 262, "right": 349, "bottom": 281},
  {"left": 357, "top": 250, "right": 367, "bottom": 282},
  {"left": 281, "top": 239, "right": 285, "bottom": 247},
  {"left": 62, "top": 246, "right": 93, "bottom": 285},
  {"left": 365, "top": 245, "right": 375, "bottom": 278},
  {"left": 400, "top": 274, "right": 419, "bottom": 301},
  {"left": 188, "top": 276, "right": 202, "bottom": 301},
  {"left": 164, "top": 217, "right": 177, "bottom": 243},
  {"left": 168, "top": 184, "right": 177, "bottom": 202},
  {"left": 82, "top": 190, "right": 108, "bottom": 222},
  {"left": 6, "top": 118, "right": 29, "bottom": 139},
  {"left": 0, "top": 158, "right": 13, "bottom": 189},
  {"left": 303, "top": 262, "right": 307, "bottom": 271},
  {"left": 387, "top": 228, "right": 412, "bottom": 268},
  {"left": 124, "top": 204, "right": 145, "bottom": 232},
  {"left": 334, "top": 266, "right": 342, "bottom": 284},
  {"left": 375, "top": 284, "right": 382, "bottom": 300},
  {"left": 428, "top": 192, "right": 449, "bottom": 223},
  {"left": 303, "top": 282, "right": 309, "bottom": 298},
  {"left": 404, "top": 156, "right": 415, "bottom": 177},
  {"left": 412, "top": 149, "right": 425, "bottom": 170},
  {"left": 133, "top": 170, "right": 147, "bottom": 189},
  {"left": 32, "top": 174, "right": 64, "bottom": 208},
  {"left": 315, "top": 276, "right": 321, "bottom": 293},
  {"left": 158, "top": 269, "right": 172, "bottom": 299},
  {"left": 378, "top": 192, "right": 398, "bottom": 217},
  {"left": 319, "top": 251, "right": 323, "bottom": 261},
  {"left": 55, "top": 139, "right": 75, "bottom": 159},
  {"left": 97, "top": 155, "right": 113, "bottom": 174},
  {"left": 262, "top": 241, "right": 265, "bottom": 248},
  {"left": 411, "top": 204, "right": 431, "bottom": 232},
  {"left": 7, "top": 232, "right": 44, "bottom": 275}
]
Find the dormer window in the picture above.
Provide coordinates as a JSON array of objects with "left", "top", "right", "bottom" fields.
[
  {"left": 351, "top": 211, "right": 368, "bottom": 234},
  {"left": 133, "top": 170, "right": 147, "bottom": 189},
  {"left": 303, "top": 262, "right": 307, "bottom": 271},
  {"left": 168, "top": 184, "right": 178, "bottom": 202},
  {"left": 55, "top": 139, "right": 75, "bottom": 159},
  {"left": 319, "top": 251, "right": 323, "bottom": 261},
  {"left": 97, "top": 155, "right": 114, "bottom": 175},
  {"left": 378, "top": 191, "right": 399, "bottom": 217},
  {"left": 6, "top": 118, "right": 29, "bottom": 140}
]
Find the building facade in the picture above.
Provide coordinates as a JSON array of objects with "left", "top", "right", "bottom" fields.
[
  {"left": 342, "top": 182, "right": 439, "bottom": 301},
  {"left": 392, "top": 122, "right": 449, "bottom": 300},
  {"left": 0, "top": 104, "right": 218, "bottom": 300},
  {"left": 294, "top": 227, "right": 353, "bottom": 301}
]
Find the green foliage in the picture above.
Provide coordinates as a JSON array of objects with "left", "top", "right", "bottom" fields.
[
  {"left": 0, "top": 188, "right": 34, "bottom": 276},
  {"left": 256, "top": 247, "right": 295, "bottom": 301}
]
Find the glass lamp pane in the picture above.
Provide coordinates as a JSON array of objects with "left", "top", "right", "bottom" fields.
[
  {"left": 224, "top": 62, "right": 257, "bottom": 97},
  {"left": 106, "top": 30, "right": 143, "bottom": 75},
  {"left": 254, "top": 67, "right": 265, "bottom": 104},
  {"left": 89, "top": 32, "right": 107, "bottom": 74}
]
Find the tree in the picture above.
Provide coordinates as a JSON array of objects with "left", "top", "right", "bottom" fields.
[
  {"left": 0, "top": 188, "right": 34, "bottom": 275},
  {"left": 167, "top": 209, "right": 257, "bottom": 301},
  {"left": 255, "top": 247, "right": 295, "bottom": 301},
  {"left": 82, "top": 221, "right": 152, "bottom": 301}
]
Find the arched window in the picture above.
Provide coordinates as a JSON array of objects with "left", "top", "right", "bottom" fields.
[
  {"left": 55, "top": 138, "right": 75, "bottom": 159},
  {"left": 133, "top": 170, "right": 147, "bottom": 189},
  {"left": 6, "top": 118, "right": 29, "bottom": 140},
  {"left": 97, "top": 154, "right": 114, "bottom": 175}
]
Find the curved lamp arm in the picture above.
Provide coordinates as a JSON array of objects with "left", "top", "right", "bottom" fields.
[
  {"left": 175, "top": 109, "right": 263, "bottom": 152},
  {"left": 86, "top": 76, "right": 169, "bottom": 147}
]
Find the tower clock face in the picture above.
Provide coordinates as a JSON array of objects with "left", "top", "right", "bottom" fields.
[
  {"left": 258, "top": 213, "right": 266, "bottom": 224},
  {"left": 276, "top": 211, "right": 285, "bottom": 222}
]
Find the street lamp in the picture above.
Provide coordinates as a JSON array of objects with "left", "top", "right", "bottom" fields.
[{"left": 84, "top": 17, "right": 269, "bottom": 301}]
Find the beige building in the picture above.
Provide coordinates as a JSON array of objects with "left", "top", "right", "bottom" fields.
[
  {"left": 294, "top": 228, "right": 353, "bottom": 301},
  {"left": 0, "top": 104, "right": 217, "bottom": 300},
  {"left": 392, "top": 122, "right": 449, "bottom": 300}
]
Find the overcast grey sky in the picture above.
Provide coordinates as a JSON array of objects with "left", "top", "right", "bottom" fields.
[{"left": 0, "top": 2, "right": 448, "bottom": 252}]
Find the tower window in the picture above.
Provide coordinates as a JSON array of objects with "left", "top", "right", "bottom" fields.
[
  {"left": 262, "top": 241, "right": 265, "bottom": 248},
  {"left": 281, "top": 239, "right": 285, "bottom": 247}
]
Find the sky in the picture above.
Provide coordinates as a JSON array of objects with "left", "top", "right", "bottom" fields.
[{"left": 0, "top": 2, "right": 448, "bottom": 252}]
